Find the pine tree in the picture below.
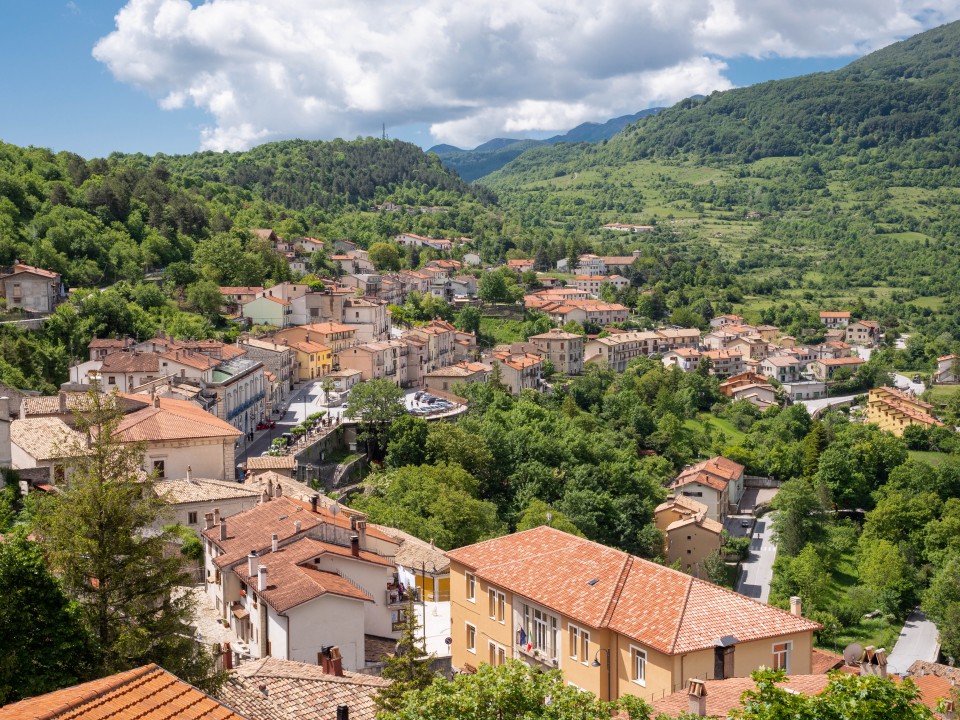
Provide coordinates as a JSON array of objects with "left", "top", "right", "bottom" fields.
[
  {"left": 376, "top": 598, "right": 438, "bottom": 713},
  {"left": 30, "top": 391, "right": 221, "bottom": 690}
]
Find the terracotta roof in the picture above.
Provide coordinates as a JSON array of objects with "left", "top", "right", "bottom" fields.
[
  {"left": 811, "top": 648, "right": 845, "bottom": 674},
  {"left": 0, "top": 663, "right": 248, "bottom": 720},
  {"left": 492, "top": 351, "right": 542, "bottom": 370},
  {"left": 820, "top": 311, "right": 851, "bottom": 318},
  {"left": 220, "top": 657, "right": 388, "bottom": 720},
  {"left": 10, "top": 262, "right": 59, "bottom": 279},
  {"left": 446, "top": 527, "right": 820, "bottom": 655},
  {"left": 650, "top": 674, "right": 833, "bottom": 717},
  {"left": 20, "top": 392, "right": 149, "bottom": 418},
  {"left": 908, "top": 659, "right": 960, "bottom": 683},
  {"left": 10, "top": 417, "right": 87, "bottom": 460},
  {"left": 160, "top": 349, "right": 220, "bottom": 371},
  {"left": 676, "top": 456, "right": 744, "bottom": 485},
  {"left": 113, "top": 395, "right": 242, "bottom": 442},
  {"left": 374, "top": 525, "right": 450, "bottom": 572},
  {"left": 655, "top": 495, "right": 709, "bottom": 516},
  {"left": 245, "top": 455, "right": 296, "bottom": 470},
  {"left": 424, "top": 362, "right": 489, "bottom": 378},
  {"left": 88, "top": 338, "right": 135, "bottom": 349},
  {"left": 665, "top": 513, "right": 724, "bottom": 535},
  {"left": 155, "top": 478, "right": 262, "bottom": 505},
  {"left": 873, "top": 385, "right": 935, "bottom": 410},
  {"left": 234, "top": 537, "right": 376, "bottom": 612},
  {"left": 817, "top": 356, "right": 865, "bottom": 366},
  {"left": 528, "top": 329, "right": 583, "bottom": 341},
  {"left": 203, "top": 496, "right": 396, "bottom": 569},
  {"left": 99, "top": 351, "right": 161, "bottom": 374},
  {"left": 220, "top": 286, "right": 264, "bottom": 295}
]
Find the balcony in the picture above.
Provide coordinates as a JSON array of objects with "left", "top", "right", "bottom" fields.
[
  {"left": 386, "top": 586, "right": 420, "bottom": 607},
  {"left": 228, "top": 391, "right": 265, "bottom": 420}
]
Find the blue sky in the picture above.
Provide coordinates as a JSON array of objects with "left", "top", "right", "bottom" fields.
[{"left": 0, "top": 1, "right": 955, "bottom": 157}]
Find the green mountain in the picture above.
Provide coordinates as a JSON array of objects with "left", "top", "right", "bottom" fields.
[{"left": 428, "top": 108, "right": 663, "bottom": 182}]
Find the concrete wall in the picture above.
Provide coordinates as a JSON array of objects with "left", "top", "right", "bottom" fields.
[
  {"left": 287, "top": 596, "right": 367, "bottom": 670},
  {"left": 144, "top": 438, "right": 234, "bottom": 482}
]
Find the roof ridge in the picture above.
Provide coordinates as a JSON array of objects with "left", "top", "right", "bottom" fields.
[
  {"left": 601, "top": 555, "right": 633, "bottom": 628},
  {"left": 36, "top": 664, "right": 160, "bottom": 720},
  {"left": 668, "top": 577, "right": 695, "bottom": 654}
]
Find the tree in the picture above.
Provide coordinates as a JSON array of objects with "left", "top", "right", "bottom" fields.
[
  {"left": 0, "top": 532, "right": 96, "bottom": 704},
  {"left": 771, "top": 478, "right": 829, "bottom": 556},
  {"left": 30, "top": 392, "right": 220, "bottom": 689},
  {"left": 454, "top": 304, "right": 481, "bottom": 337},
  {"left": 385, "top": 415, "right": 430, "bottom": 468},
  {"left": 378, "top": 659, "right": 651, "bottom": 720},
  {"left": 515, "top": 499, "right": 583, "bottom": 535},
  {"left": 923, "top": 558, "right": 960, "bottom": 661},
  {"left": 186, "top": 279, "right": 223, "bottom": 321},
  {"left": 375, "top": 597, "right": 437, "bottom": 713},
  {"left": 345, "top": 379, "right": 406, "bottom": 459},
  {"left": 369, "top": 242, "right": 402, "bottom": 271}
]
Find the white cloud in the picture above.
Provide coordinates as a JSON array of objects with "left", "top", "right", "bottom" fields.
[{"left": 92, "top": 0, "right": 960, "bottom": 151}]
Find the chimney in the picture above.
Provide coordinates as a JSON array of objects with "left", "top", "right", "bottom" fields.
[
  {"left": 248, "top": 550, "right": 259, "bottom": 577},
  {"left": 153, "top": 395, "right": 160, "bottom": 409},
  {"left": 219, "top": 519, "right": 227, "bottom": 541},
  {"left": 943, "top": 698, "right": 955, "bottom": 720},
  {"left": 58, "top": 391, "right": 67, "bottom": 413},
  {"left": 790, "top": 596, "right": 802, "bottom": 617},
  {"left": 213, "top": 507, "right": 220, "bottom": 525},
  {"left": 260, "top": 489, "right": 270, "bottom": 504},
  {"left": 275, "top": 483, "right": 282, "bottom": 498},
  {"left": 336, "top": 706, "right": 349, "bottom": 720},
  {"left": 204, "top": 512, "right": 214, "bottom": 530},
  {"left": 187, "top": 465, "right": 193, "bottom": 482},
  {"left": 258, "top": 565, "right": 268, "bottom": 592},
  {"left": 271, "top": 533, "right": 279, "bottom": 553},
  {"left": 356, "top": 520, "right": 367, "bottom": 548},
  {"left": 687, "top": 679, "right": 707, "bottom": 717},
  {"left": 350, "top": 535, "right": 360, "bottom": 557},
  {"left": 310, "top": 495, "right": 319, "bottom": 513},
  {"left": 321, "top": 646, "right": 344, "bottom": 677}
]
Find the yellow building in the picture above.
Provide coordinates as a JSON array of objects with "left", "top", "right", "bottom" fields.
[
  {"left": 290, "top": 340, "right": 333, "bottom": 380},
  {"left": 866, "top": 385, "right": 943, "bottom": 437},
  {"left": 446, "top": 527, "right": 819, "bottom": 703},
  {"left": 654, "top": 496, "right": 724, "bottom": 575}
]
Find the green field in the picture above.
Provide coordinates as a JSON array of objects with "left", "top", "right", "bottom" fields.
[{"left": 685, "top": 414, "right": 748, "bottom": 445}]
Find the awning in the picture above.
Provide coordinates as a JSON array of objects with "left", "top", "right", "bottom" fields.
[{"left": 232, "top": 607, "right": 249, "bottom": 620}]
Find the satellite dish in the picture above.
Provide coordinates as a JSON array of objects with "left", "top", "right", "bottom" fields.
[{"left": 843, "top": 643, "right": 864, "bottom": 666}]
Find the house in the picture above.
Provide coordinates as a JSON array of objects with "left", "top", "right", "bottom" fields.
[
  {"left": 811, "top": 356, "right": 865, "bottom": 381},
  {"left": 10, "top": 416, "right": 87, "bottom": 483},
  {"left": 201, "top": 495, "right": 401, "bottom": 670},
  {"left": 423, "top": 361, "right": 490, "bottom": 396},
  {"left": 728, "top": 335, "right": 769, "bottom": 361},
  {"left": 342, "top": 297, "right": 391, "bottom": 342},
  {"left": 661, "top": 348, "right": 702, "bottom": 373},
  {"left": 933, "top": 355, "right": 959, "bottom": 384},
  {"left": 87, "top": 336, "right": 136, "bottom": 360},
  {"left": 866, "top": 386, "right": 943, "bottom": 437},
  {"left": 115, "top": 394, "right": 244, "bottom": 481},
  {"left": 669, "top": 456, "right": 746, "bottom": 522},
  {"left": 339, "top": 341, "right": 406, "bottom": 384},
  {"left": 288, "top": 286, "right": 354, "bottom": 326},
  {"left": 600, "top": 253, "right": 640, "bottom": 274},
  {"left": 654, "top": 495, "right": 724, "bottom": 576},
  {"left": 577, "top": 254, "right": 606, "bottom": 275},
  {"left": 703, "top": 330, "right": 739, "bottom": 351},
  {"left": 242, "top": 295, "right": 292, "bottom": 328},
  {"left": 220, "top": 286, "right": 264, "bottom": 313},
  {"left": 290, "top": 339, "right": 334, "bottom": 381},
  {"left": 70, "top": 348, "right": 222, "bottom": 393},
  {"left": 586, "top": 331, "right": 661, "bottom": 372},
  {"left": 273, "top": 322, "right": 357, "bottom": 366},
  {"left": 219, "top": 657, "right": 390, "bottom": 720},
  {"left": 0, "top": 263, "right": 64, "bottom": 313},
  {"left": 403, "top": 319, "right": 457, "bottom": 372},
  {"left": 820, "top": 311, "right": 851, "bottom": 328},
  {"left": 846, "top": 319, "right": 881, "bottom": 346},
  {"left": 155, "top": 475, "right": 262, "bottom": 531},
  {"left": 602, "top": 222, "right": 654, "bottom": 233},
  {"left": 718, "top": 372, "right": 770, "bottom": 397},
  {"left": 527, "top": 329, "right": 585, "bottom": 375},
  {"left": 730, "top": 383, "right": 777, "bottom": 410},
  {"left": 0, "top": 664, "right": 249, "bottom": 720},
  {"left": 760, "top": 355, "right": 803, "bottom": 384},
  {"left": 709, "top": 314, "right": 744, "bottom": 328},
  {"left": 463, "top": 252, "right": 482, "bottom": 266},
  {"left": 257, "top": 282, "right": 310, "bottom": 305},
  {"left": 575, "top": 275, "right": 629, "bottom": 296},
  {"left": 506, "top": 258, "right": 535, "bottom": 273},
  {"left": 448, "top": 274, "right": 478, "bottom": 297},
  {"left": 656, "top": 328, "right": 702, "bottom": 352},
  {"left": 539, "top": 300, "right": 629, "bottom": 326},
  {"left": 781, "top": 380, "right": 827, "bottom": 402},
  {"left": 340, "top": 273, "right": 382, "bottom": 298},
  {"left": 326, "top": 368, "right": 363, "bottom": 393},
  {"left": 446, "top": 526, "right": 820, "bottom": 702},
  {"left": 296, "top": 237, "right": 325, "bottom": 255},
  {"left": 239, "top": 338, "right": 297, "bottom": 409},
  {"left": 204, "top": 357, "right": 268, "bottom": 437},
  {"left": 244, "top": 455, "right": 296, "bottom": 480},
  {"left": 489, "top": 352, "right": 543, "bottom": 395},
  {"left": 700, "top": 349, "right": 746, "bottom": 377}
]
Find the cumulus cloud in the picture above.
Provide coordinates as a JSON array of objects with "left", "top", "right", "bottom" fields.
[{"left": 92, "top": 0, "right": 960, "bottom": 151}]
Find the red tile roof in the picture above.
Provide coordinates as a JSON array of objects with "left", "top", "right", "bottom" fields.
[
  {"left": 114, "top": 395, "right": 242, "bottom": 442},
  {"left": 11, "top": 262, "right": 59, "bottom": 279},
  {"left": 0, "top": 664, "right": 248, "bottom": 719},
  {"left": 446, "top": 527, "right": 820, "bottom": 655},
  {"left": 820, "top": 311, "right": 851, "bottom": 318}
]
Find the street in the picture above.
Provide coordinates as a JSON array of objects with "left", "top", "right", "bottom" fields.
[
  {"left": 735, "top": 514, "right": 777, "bottom": 603},
  {"left": 886, "top": 609, "right": 941, "bottom": 675},
  {"left": 856, "top": 347, "right": 925, "bottom": 395}
]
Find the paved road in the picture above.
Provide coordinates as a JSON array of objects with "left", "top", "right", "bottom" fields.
[
  {"left": 886, "top": 609, "right": 940, "bottom": 675},
  {"left": 800, "top": 394, "right": 859, "bottom": 417},
  {"left": 857, "top": 347, "right": 926, "bottom": 395},
  {"left": 735, "top": 514, "right": 777, "bottom": 603}
]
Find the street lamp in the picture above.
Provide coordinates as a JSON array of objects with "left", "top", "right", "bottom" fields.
[{"left": 591, "top": 648, "right": 612, "bottom": 701}]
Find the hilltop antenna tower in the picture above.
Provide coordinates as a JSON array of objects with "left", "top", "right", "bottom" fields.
[{"left": 382, "top": 123, "right": 388, "bottom": 140}]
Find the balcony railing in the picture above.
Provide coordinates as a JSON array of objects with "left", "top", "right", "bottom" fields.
[
  {"left": 386, "top": 586, "right": 421, "bottom": 607},
  {"left": 228, "top": 391, "right": 265, "bottom": 420}
]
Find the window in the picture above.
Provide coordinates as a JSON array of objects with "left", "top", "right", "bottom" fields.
[
  {"left": 773, "top": 642, "right": 791, "bottom": 672},
  {"left": 152, "top": 460, "right": 165, "bottom": 479},
  {"left": 466, "top": 573, "right": 475, "bottom": 602},
  {"left": 488, "top": 642, "right": 506, "bottom": 667},
  {"left": 570, "top": 625, "right": 581, "bottom": 660},
  {"left": 108, "top": 376, "right": 116, "bottom": 385},
  {"left": 497, "top": 592, "right": 505, "bottom": 623},
  {"left": 631, "top": 647, "right": 647, "bottom": 686},
  {"left": 188, "top": 511, "right": 198, "bottom": 525},
  {"left": 464, "top": 623, "right": 477, "bottom": 653}
]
